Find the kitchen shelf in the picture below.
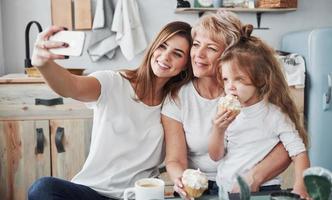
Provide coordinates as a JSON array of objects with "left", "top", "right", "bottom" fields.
[
  {"left": 175, "top": 7, "right": 296, "bottom": 13},
  {"left": 175, "top": 7, "right": 297, "bottom": 29}
]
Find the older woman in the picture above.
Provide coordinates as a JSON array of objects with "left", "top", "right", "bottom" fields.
[{"left": 161, "top": 11, "right": 290, "bottom": 199}]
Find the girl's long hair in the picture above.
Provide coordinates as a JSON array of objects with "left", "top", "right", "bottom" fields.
[
  {"left": 121, "top": 21, "right": 193, "bottom": 103},
  {"left": 221, "top": 24, "right": 308, "bottom": 146}
]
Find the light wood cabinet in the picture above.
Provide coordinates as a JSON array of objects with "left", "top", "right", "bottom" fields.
[
  {"left": 0, "top": 81, "right": 93, "bottom": 200},
  {"left": 50, "top": 119, "right": 92, "bottom": 179}
]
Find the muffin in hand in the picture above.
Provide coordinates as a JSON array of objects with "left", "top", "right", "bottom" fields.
[
  {"left": 218, "top": 94, "right": 241, "bottom": 115},
  {"left": 181, "top": 169, "right": 208, "bottom": 198}
]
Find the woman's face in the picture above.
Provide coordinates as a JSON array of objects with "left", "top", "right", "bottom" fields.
[
  {"left": 150, "top": 35, "right": 190, "bottom": 79},
  {"left": 222, "top": 61, "right": 260, "bottom": 107},
  {"left": 191, "top": 30, "right": 224, "bottom": 78}
]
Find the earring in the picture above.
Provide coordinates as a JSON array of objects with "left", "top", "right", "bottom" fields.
[{"left": 180, "top": 70, "right": 188, "bottom": 79}]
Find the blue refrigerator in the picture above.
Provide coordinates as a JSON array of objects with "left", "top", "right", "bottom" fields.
[{"left": 281, "top": 28, "right": 332, "bottom": 171}]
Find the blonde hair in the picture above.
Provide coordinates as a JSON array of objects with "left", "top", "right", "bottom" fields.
[
  {"left": 191, "top": 11, "right": 243, "bottom": 84},
  {"left": 191, "top": 10, "right": 243, "bottom": 52},
  {"left": 122, "top": 21, "right": 193, "bottom": 102},
  {"left": 221, "top": 24, "right": 308, "bottom": 146}
]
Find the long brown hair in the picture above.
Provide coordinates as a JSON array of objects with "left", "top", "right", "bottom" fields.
[
  {"left": 220, "top": 24, "right": 308, "bottom": 146},
  {"left": 121, "top": 21, "right": 193, "bottom": 103}
]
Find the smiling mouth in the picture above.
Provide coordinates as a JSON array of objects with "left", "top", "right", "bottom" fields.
[
  {"left": 157, "top": 60, "right": 170, "bottom": 70},
  {"left": 194, "top": 61, "right": 208, "bottom": 68}
]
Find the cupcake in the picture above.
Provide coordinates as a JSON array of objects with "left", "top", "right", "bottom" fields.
[
  {"left": 181, "top": 169, "right": 208, "bottom": 198},
  {"left": 218, "top": 94, "right": 241, "bottom": 115}
]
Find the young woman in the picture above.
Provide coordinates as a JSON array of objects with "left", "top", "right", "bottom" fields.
[
  {"left": 28, "top": 21, "right": 193, "bottom": 200},
  {"left": 209, "top": 24, "right": 310, "bottom": 199},
  {"left": 161, "top": 11, "right": 291, "bottom": 200}
]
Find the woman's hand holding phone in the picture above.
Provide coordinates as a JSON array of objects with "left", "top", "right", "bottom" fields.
[
  {"left": 49, "top": 30, "right": 85, "bottom": 57},
  {"left": 31, "top": 26, "right": 85, "bottom": 68}
]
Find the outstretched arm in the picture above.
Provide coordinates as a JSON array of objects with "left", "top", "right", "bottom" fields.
[{"left": 32, "top": 26, "right": 100, "bottom": 102}]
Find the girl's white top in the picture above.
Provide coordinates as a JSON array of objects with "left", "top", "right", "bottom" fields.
[{"left": 217, "top": 99, "right": 306, "bottom": 191}]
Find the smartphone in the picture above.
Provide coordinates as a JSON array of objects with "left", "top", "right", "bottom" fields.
[{"left": 49, "top": 31, "right": 85, "bottom": 57}]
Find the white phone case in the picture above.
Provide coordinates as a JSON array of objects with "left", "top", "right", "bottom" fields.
[{"left": 49, "top": 31, "right": 85, "bottom": 56}]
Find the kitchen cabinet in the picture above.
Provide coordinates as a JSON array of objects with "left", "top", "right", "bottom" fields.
[{"left": 0, "top": 77, "right": 93, "bottom": 200}]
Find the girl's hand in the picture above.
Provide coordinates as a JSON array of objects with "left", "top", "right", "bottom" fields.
[
  {"left": 31, "top": 26, "right": 68, "bottom": 67},
  {"left": 292, "top": 183, "right": 311, "bottom": 200},
  {"left": 173, "top": 177, "right": 193, "bottom": 200},
  {"left": 213, "top": 109, "right": 237, "bottom": 131}
]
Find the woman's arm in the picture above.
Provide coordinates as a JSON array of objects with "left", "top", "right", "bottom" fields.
[
  {"left": 292, "top": 152, "right": 310, "bottom": 199},
  {"left": 37, "top": 62, "right": 100, "bottom": 102},
  {"left": 233, "top": 143, "right": 291, "bottom": 192},
  {"left": 32, "top": 26, "right": 100, "bottom": 102},
  {"left": 161, "top": 114, "right": 189, "bottom": 198},
  {"left": 162, "top": 114, "right": 188, "bottom": 181}
]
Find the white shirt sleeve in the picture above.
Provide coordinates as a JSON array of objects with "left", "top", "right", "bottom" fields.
[
  {"left": 161, "top": 94, "right": 182, "bottom": 123},
  {"left": 275, "top": 113, "right": 306, "bottom": 157},
  {"left": 85, "top": 70, "right": 117, "bottom": 109}
]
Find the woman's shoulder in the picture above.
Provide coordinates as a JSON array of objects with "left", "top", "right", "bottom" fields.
[
  {"left": 88, "top": 70, "right": 121, "bottom": 78},
  {"left": 163, "top": 81, "right": 193, "bottom": 107},
  {"left": 89, "top": 70, "right": 126, "bottom": 83},
  {"left": 178, "top": 81, "right": 194, "bottom": 94}
]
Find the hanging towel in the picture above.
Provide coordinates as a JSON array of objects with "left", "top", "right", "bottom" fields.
[
  {"left": 111, "top": 0, "right": 147, "bottom": 61},
  {"left": 87, "top": 0, "right": 118, "bottom": 62},
  {"left": 278, "top": 53, "right": 306, "bottom": 88}
]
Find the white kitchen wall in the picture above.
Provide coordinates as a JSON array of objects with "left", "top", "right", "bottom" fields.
[
  {"left": 0, "top": 2, "right": 5, "bottom": 75},
  {"left": 1, "top": 0, "right": 332, "bottom": 75}
]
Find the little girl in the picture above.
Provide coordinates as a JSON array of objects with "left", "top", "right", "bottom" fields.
[{"left": 208, "top": 24, "right": 310, "bottom": 199}]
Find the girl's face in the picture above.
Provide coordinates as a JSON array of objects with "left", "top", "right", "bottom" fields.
[
  {"left": 222, "top": 61, "right": 260, "bottom": 107},
  {"left": 190, "top": 30, "right": 224, "bottom": 78},
  {"left": 151, "top": 35, "right": 190, "bottom": 79}
]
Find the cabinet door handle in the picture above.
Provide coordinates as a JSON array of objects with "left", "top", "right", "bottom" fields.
[
  {"left": 35, "top": 97, "right": 64, "bottom": 106},
  {"left": 55, "top": 127, "right": 65, "bottom": 153},
  {"left": 325, "top": 73, "right": 332, "bottom": 104},
  {"left": 35, "top": 128, "right": 44, "bottom": 154}
]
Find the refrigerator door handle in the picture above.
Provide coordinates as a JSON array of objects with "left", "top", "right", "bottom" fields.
[{"left": 323, "top": 73, "right": 332, "bottom": 111}]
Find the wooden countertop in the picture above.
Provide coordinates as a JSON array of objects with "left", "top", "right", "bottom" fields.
[
  {"left": 0, "top": 83, "right": 93, "bottom": 120},
  {"left": 0, "top": 74, "right": 44, "bottom": 84}
]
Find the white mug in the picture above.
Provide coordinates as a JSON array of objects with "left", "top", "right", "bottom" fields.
[{"left": 123, "top": 178, "right": 165, "bottom": 200}]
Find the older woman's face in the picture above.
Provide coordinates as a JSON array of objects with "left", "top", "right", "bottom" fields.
[{"left": 190, "top": 30, "right": 224, "bottom": 78}]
